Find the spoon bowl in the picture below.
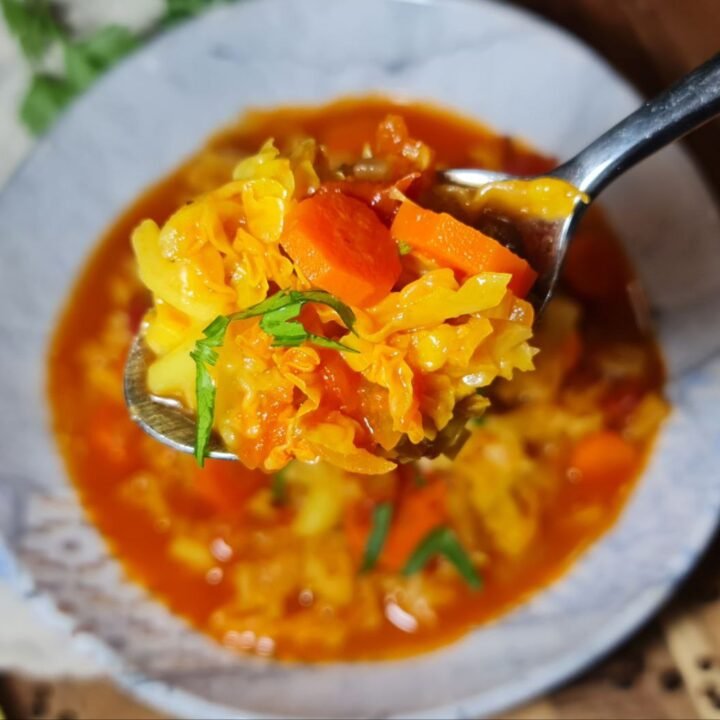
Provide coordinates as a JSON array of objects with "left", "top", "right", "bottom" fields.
[
  {"left": 126, "top": 51, "right": 720, "bottom": 461},
  {"left": 439, "top": 49, "right": 720, "bottom": 311},
  {"left": 435, "top": 168, "right": 585, "bottom": 313},
  {"left": 125, "top": 336, "right": 237, "bottom": 460}
]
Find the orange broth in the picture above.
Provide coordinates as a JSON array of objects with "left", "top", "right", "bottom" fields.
[{"left": 48, "top": 98, "right": 665, "bottom": 661}]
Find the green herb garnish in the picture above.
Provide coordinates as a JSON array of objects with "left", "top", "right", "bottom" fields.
[
  {"left": 271, "top": 466, "right": 289, "bottom": 506},
  {"left": 360, "top": 502, "right": 393, "bottom": 572},
  {"left": 189, "top": 316, "right": 230, "bottom": 465},
  {"left": 191, "top": 290, "right": 358, "bottom": 465},
  {"left": 403, "top": 526, "right": 482, "bottom": 590},
  {"left": 397, "top": 241, "right": 413, "bottom": 256},
  {"left": 255, "top": 290, "right": 357, "bottom": 352}
]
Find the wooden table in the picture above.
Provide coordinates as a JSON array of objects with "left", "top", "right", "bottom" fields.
[{"left": 2, "top": 1, "right": 720, "bottom": 718}]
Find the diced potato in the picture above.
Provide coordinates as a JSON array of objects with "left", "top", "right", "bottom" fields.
[
  {"left": 169, "top": 536, "right": 214, "bottom": 572},
  {"left": 623, "top": 392, "right": 670, "bottom": 442}
]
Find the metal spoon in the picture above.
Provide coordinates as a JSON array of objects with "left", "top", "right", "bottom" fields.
[
  {"left": 125, "top": 52, "right": 720, "bottom": 460},
  {"left": 441, "top": 51, "right": 720, "bottom": 311}
]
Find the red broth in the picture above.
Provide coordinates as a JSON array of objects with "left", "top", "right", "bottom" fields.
[{"left": 48, "top": 98, "right": 666, "bottom": 661}]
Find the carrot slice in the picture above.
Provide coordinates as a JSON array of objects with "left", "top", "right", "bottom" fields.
[
  {"left": 391, "top": 201, "right": 537, "bottom": 297},
  {"left": 381, "top": 478, "right": 448, "bottom": 571},
  {"left": 281, "top": 192, "right": 401, "bottom": 307},
  {"left": 343, "top": 469, "right": 447, "bottom": 571},
  {"left": 569, "top": 430, "right": 639, "bottom": 489}
]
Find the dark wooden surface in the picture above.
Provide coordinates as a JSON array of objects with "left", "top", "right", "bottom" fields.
[{"left": 2, "top": 1, "right": 720, "bottom": 718}]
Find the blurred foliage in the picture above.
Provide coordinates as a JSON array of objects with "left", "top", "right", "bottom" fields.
[{"left": 0, "top": 0, "right": 232, "bottom": 134}]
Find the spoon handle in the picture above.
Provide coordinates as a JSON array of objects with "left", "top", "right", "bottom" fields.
[{"left": 553, "top": 52, "right": 720, "bottom": 197}]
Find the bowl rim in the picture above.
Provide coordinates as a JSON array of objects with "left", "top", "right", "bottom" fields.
[{"left": 0, "top": 0, "right": 719, "bottom": 717}]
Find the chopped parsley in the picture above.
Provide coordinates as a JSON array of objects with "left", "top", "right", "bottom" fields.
[
  {"left": 403, "top": 526, "right": 482, "bottom": 590},
  {"left": 360, "top": 502, "right": 393, "bottom": 572},
  {"left": 191, "top": 289, "right": 358, "bottom": 466}
]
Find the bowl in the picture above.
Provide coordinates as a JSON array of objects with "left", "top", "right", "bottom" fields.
[{"left": 1, "top": 0, "right": 720, "bottom": 717}]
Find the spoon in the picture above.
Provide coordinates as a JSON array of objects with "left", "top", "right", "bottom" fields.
[
  {"left": 125, "top": 52, "right": 720, "bottom": 460},
  {"left": 441, "top": 51, "right": 720, "bottom": 311}
]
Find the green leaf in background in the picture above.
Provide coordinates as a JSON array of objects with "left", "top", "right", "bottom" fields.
[
  {"left": 64, "top": 25, "right": 138, "bottom": 91},
  {"left": 164, "top": 0, "right": 221, "bottom": 24},
  {"left": 20, "top": 73, "right": 76, "bottom": 134},
  {"left": 80, "top": 24, "right": 138, "bottom": 61},
  {"left": 0, "top": 0, "right": 58, "bottom": 61},
  {"left": 63, "top": 42, "right": 98, "bottom": 90},
  {"left": 2, "top": 0, "right": 239, "bottom": 134},
  {"left": 19, "top": 24, "right": 139, "bottom": 136}
]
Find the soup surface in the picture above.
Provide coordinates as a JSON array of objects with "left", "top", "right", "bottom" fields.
[{"left": 48, "top": 98, "right": 667, "bottom": 661}]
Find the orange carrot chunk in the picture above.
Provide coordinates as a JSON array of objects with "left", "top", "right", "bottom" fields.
[
  {"left": 281, "top": 192, "right": 401, "bottom": 308},
  {"left": 391, "top": 201, "right": 537, "bottom": 297},
  {"left": 570, "top": 430, "right": 639, "bottom": 488},
  {"left": 381, "top": 479, "right": 448, "bottom": 571}
]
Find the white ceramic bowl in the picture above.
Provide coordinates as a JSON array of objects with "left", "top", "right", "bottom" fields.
[{"left": 1, "top": 0, "right": 720, "bottom": 717}]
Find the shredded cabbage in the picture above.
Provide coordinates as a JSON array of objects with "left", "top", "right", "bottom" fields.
[{"left": 133, "top": 134, "right": 536, "bottom": 472}]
